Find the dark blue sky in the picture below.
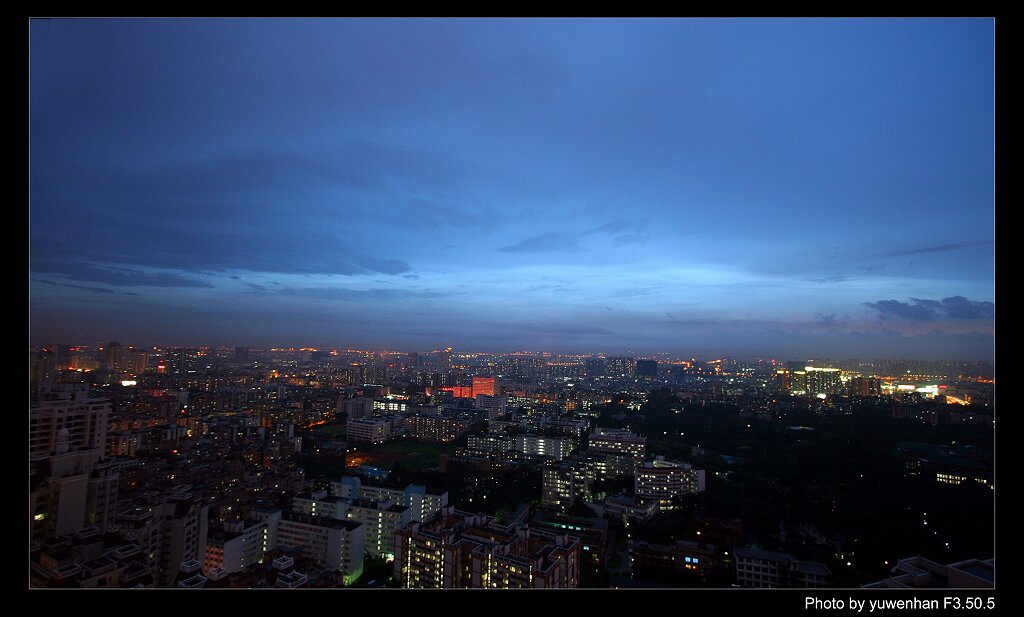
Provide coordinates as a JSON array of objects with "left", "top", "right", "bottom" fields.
[{"left": 30, "top": 18, "right": 995, "bottom": 360}]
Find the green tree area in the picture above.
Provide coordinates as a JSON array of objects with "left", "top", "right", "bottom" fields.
[{"left": 599, "top": 392, "right": 993, "bottom": 586}]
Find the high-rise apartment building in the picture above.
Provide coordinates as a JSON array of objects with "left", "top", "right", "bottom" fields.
[
  {"left": 847, "top": 376, "right": 882, "bottom": 397},
  {"left": 542, "top": 460, "right": 593, "bottom": 511},
  {"left": 338, "top": 396, "right": 374, "bottom": 420},
  {"left": 125, "top": 349, "right": 148, "bottom": 375},
  {"left": 30, "top": 385, "right": 117, "bottom": 540},
  {"left": 152, "top": 491, "right": 209, "bottom": 587},
  {"left": 31, "top": 448, "right": 115, "bottom": 539},
  {"left": 30, "top": 348, "right": 55, "bottom": 393},
  {"left": 113, "top": 488, "right": 209, "bottom": 587},
  {"left": 475, "top": 394, "right": 508, "bottom": 420},
  {"left": 344, "top": 498, "right": 411, "bottom": 559},
  {"left": 105, "top": 342, "right": 124, "bottom": 373},
  {"left": 805, "top": 366, "right": 842, "bottom": 395},
  {"left": 635, "top": 359, "right": 658, "bottom": 377},
  {"left": 605, "top": 357, "right": 636, "bottom": 377},
  {"left": 31, "top": 384, "right": 110, "bottom": 458}
]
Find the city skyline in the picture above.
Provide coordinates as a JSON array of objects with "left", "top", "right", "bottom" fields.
[
  {"left": 30, "top": 18, "right": 995, "bottom": 360},
  {"left": 26, "top": 340, "right": 996, "bottom": 367}
]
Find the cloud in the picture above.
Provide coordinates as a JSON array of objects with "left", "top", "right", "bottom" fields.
[
  {"left": 865, "top": 296, "right": 994, "bottom": 321},
  {"left": 807, "top": 274, "right": 850, "bottom": 283},
  {"left": 498, "top": 220, "right": 647, "bottom": 254},
  {"left": 32, "top": 278, "right": 115, "bottom": 294},
  {"left": 623, "top": 285, "right": 662, "bottom": 296},
  {"left": 864, "top": 300, "right": 938, "bottom": 321},
  {"left": 353, "top": 257, "right": 412, "bottom": 276},
  {"left": 245, "top": 285, "right": 453, "bottom": 302},
  {"left": 526, "top": 283, "right": 573, "bottom": 294},
  {"left": 612, "top": 233, "right": 644, "bottom": 246},
  {"left": 32, "top": 261, "right": 213, "bottom": 288},
  {"left": 30, "top": 145, "right": 461, "bottom": 277},
  {"left": 499, "top": 232, "right": 581, "bottom": 253},
  {"left": 392, "top": 197, "right": 503, "bottom": 230},
  {"left": 912, "top": 296, "right": 995, "bottom": 320},
  {"left": 518, "top": 324, "right": 614, "bottom": 336},
  {"left": 881, "top": 241, "right": 990, "bottom": 257}
]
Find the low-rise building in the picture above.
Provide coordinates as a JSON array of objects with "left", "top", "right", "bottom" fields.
[
  {"left": 331, "top": 476, "right": 447, "bottom": 523},
  {"left": 29, "top": 527, "right": 156, "bottom": 588},
  {"left": 274, "top": 511, "right": 365, "bottom": 585},
  {"left": 862, "top": 556, "right": 994, "bottom": 589},
  {"left": 406, "top": 414, "right": 471, "bottom": 443},
  {"left": 394, "top": 506, "right": 580, "bottom": 588},
  {"left": 588, "top": 427, "right": 645, "bottom": 459},
  {"left": 635, "top": 457, "right": 706, "bottom": 510},
  {"left": 540, "top": 417, "right": 590, "bottom": 439},
  {"left": 531, "top": 512, "right": 608, "bottom": 566},
  {"left": 346, "top": 417, "right": 393, "bottom": 444},
  {"left": 204, "top": 519, "right": 271, "bottom": 574},
  {"left": 897, "top": 442, "right": 993, "bottom": 489},
  {"left": 734, "top": 547, "right": 831, "bottom": 588},
  {"left": 516, "top": 434, "right": 574, "bottom": 460},
  {"left": 629, "top": 539, "right": 717, "bottom": 581},
  {"left": 601, "top": 494, "right": 660, "bottom": 522},
  {"left": 467, "top": 433, "right": 516, "bottom": 456}
]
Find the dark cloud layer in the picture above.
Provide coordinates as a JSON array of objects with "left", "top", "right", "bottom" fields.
[
  {"left": 865, "top": 296, "right": 994, "bottom": 321},
  {"left": 33, "top": 278, "right": 114, "bottom": 294},
  {"left": 519, "top": 324, "right": 614, "bottom": 336},
  {"left": 30, "top": 146, "right": 431, "bottom": 278},
  {"left": 33, "top": 260, "right": 214, "bottom": 288},
  {"left": 28, "top": 20, "right": 994, "bottom": 358}
]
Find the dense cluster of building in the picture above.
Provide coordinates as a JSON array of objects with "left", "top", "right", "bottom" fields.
[{"left": 27, "top": 343, "right": 994, "bottom": 588}]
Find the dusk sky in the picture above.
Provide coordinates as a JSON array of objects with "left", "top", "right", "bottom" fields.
[{"left": 30, "top": 18, "right": 995, "bottom": 360}]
